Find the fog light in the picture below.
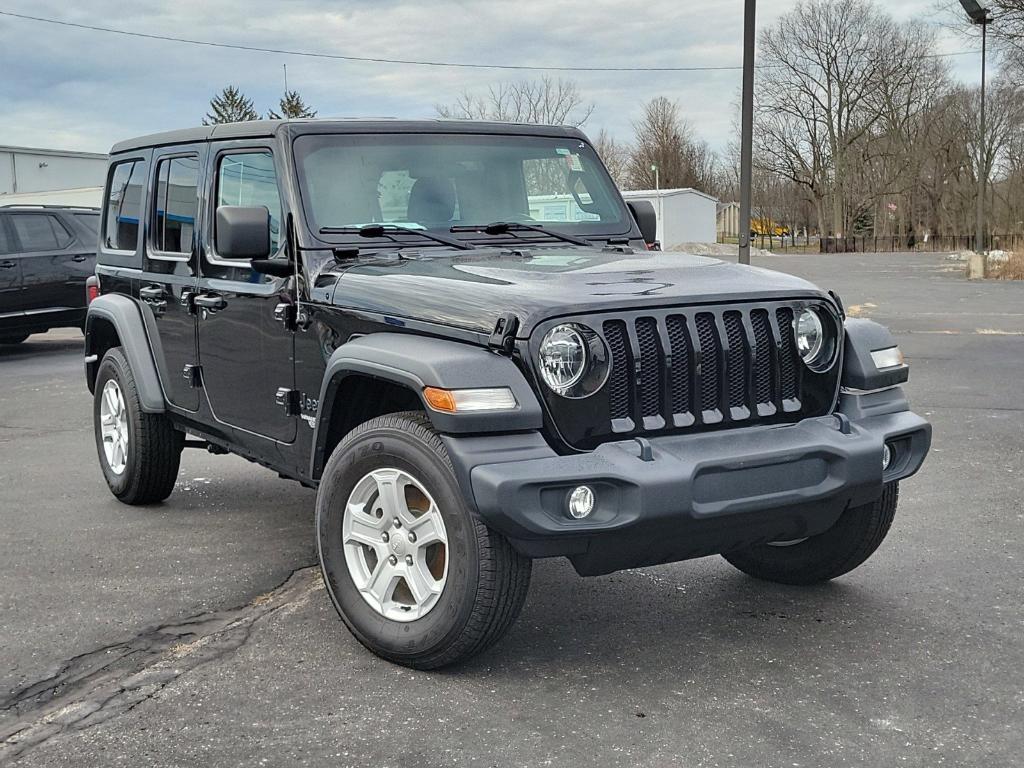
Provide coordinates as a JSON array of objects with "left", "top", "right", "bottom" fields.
[
  {"left": 882, "top": 443, "right": 892, "bottom": 471},
  {"left": 567, "top": 485, "right": 595, "bottom": 519}
]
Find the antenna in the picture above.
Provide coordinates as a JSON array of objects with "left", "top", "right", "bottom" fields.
[{"left": 283, "top": 63, "right": 289, "bottom": 122}]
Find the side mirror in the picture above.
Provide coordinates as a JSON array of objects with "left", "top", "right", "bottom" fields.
[
  {"left": 627, "top": 200, "right": 658, "bottom": 247},
  {"left": 215, "top": 206, "right": 271, "bottom": 260}
]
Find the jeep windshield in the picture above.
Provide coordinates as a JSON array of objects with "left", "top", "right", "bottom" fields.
[{"left": 293, "top": 133, "right": 631, "bottom": 246}]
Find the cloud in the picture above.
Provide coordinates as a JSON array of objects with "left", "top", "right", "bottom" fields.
[{"left": 0, "top": 0, "right": 978, "bottom": 153}]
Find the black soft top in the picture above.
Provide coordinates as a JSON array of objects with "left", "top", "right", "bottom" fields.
[{"left": 109, "top": 118, "right": 589, "bottom": 155}]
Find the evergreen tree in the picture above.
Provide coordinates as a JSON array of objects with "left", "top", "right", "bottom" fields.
[
  {"left": 203, "top": 86, "right": 259, "bottom": 125},
  {"left": 267, "top": 90, "right": 318, "bottom": 120}
]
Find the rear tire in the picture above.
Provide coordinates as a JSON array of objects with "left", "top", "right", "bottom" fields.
[
  {"left": 93, "top": 347, "right": 184, "bottom": 505},
  {"left": 722, "top": 482, "right": 899, "bottom": 585},
  {"left": 316, "top": 411, "right": 531, "bottom": 669}
]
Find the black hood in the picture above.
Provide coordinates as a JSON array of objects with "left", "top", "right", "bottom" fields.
[{"left": 316, "top": 247, "right": 826, "bottom": 337}]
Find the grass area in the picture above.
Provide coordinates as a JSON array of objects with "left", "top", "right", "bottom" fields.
[{"left": 989, "top": 253, "right": 1024, "bottom": 280}]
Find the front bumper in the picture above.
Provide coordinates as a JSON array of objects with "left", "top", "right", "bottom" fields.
[{"left": 442, "top": 387, "right": 931, "bottom": 575}]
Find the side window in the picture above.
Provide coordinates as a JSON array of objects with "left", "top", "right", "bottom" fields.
[
  {"left": 104, "top": 159, "right": 147, "bottom": 251},
  {"left": 153, "top": 156, "right": 200, "bottom": 254},
  {"left": 10, "top": 214, "right": 72, "bottom": 252},
  {"left": 73, "top": 213, "right": 100, "bottom": 239},
  {"left": 0, "top": 217, "right": 13, "bottom": 254},
  {"left": 216, "top": 152, "right": 282, "bottom": 254}
]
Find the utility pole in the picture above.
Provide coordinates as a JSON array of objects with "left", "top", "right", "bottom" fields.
[
  {"left": 977, "top": 16, "right": 988, "bottom": 254},
  {"left": 738, "top": 0, "right": 756, "bottom": 265}
]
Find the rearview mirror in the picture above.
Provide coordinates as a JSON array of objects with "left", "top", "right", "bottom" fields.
[
  {"left": 215, "top": 206, "right": 271, "bottom": 260},
  {"left": 627, "top": 200, "right": 658, "bottom": 247}
]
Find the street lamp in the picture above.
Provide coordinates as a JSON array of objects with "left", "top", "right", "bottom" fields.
[
  {"left": 738, "top": 0, "right": 756, "bottom": 265},
  {"left": 651, "top": 163, "right": 662, "bottom": 246},
  {"left": 960, "top": 0, "right": 993, "bottom": 254}
]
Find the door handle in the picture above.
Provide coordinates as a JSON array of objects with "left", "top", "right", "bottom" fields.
[
  {"left": 71, "top": 254, "right": 89, "bottom": 263},
  {"left": 0, "top": 261, "right": 15, "bottom": 269},
  {"left": 193, "top": 294, "right": 227, "bottom": 311}
]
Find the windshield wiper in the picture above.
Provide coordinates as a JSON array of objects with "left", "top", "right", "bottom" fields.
[
  {"left": 319, "top": 223, "right": 475, "bottom": 251},
  {"left": 451, "top": 222, "right": 592, "bottom": 248}
]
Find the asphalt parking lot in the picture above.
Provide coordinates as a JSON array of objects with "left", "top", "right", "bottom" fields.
[{"left": 1, "top": 251, "right": 1021, "bottom": 767}]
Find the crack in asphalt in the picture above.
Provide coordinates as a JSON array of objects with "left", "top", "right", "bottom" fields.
[{"left": 0, "top": 565, "right": 322, "bottom": 764}]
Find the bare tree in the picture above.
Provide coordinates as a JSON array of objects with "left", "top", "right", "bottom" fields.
[
  {"left": 436, "top": 76, "right": 595, "bottom": 127},
  {"left": 593, "top": 129, "right": 631, "bottom": 189},
  {"left": 627, "top": 97, "right": 714, "bottom": 191},
  {"left": 756, "top": 0, "right": 941, "bottom": 236}
]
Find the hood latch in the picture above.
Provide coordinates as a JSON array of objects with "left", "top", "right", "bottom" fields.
[{"left": 488, "top": 313, "right": 519, "bottom": 356}]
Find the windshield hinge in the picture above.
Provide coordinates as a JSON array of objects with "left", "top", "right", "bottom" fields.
[{"left": 488, "top": 313, "right": 519, "bottom": 356}]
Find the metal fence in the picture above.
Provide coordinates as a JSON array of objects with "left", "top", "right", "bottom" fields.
[{"left": 746, "top": 233, "right": 1024, "bottom": 253}]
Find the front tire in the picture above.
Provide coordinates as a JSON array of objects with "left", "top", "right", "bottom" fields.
[
  {"left": 93, "top": 347, "right": 184, "bottom": 504},
  {"left": 722, "top": 482, "right": 899, "bottom": 585},
  {"left": 316, "top": 412, "right": 531, "bottom": 669}
]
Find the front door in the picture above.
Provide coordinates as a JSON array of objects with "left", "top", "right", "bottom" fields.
[
  {"left": 196, "top": 145, "right": 296, "bottom": 444},
  {"left": 140, "top": 147, "right": 203, "bottom": 411}
]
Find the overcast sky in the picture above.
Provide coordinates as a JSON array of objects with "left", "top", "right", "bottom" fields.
[{"left": 0, "top": 0, "right": 987, "bottom": 154}]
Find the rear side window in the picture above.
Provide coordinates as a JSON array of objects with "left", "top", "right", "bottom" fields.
[
  {"left": 74, "top": 213, "right": 100, "bottom": 238},
  {"left": 0, "top": 218, "right": 12, "bottom": 254},
  {"left": 10, "top": 214, "right": 72, "bottom": 251},
  {"left": 153, "top": 156, "right": 200, "bottom": 254},
  {"left": 104, "top": 159, "right": 147, "bottom": 251}
]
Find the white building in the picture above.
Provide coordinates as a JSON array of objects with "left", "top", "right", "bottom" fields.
[
  {"left": 0, "top": 145, "right": 107, "bottom": 207},
  {"left": 621, "top": 188, "right": 718, "bottom": 248}
]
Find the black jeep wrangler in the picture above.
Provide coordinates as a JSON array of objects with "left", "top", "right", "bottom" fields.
[{"left": 84, "top": 119, "right": 931, "bottom": 668}]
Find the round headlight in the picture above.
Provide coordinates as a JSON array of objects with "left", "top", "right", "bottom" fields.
[
  {"left": 793, "top": 308, "right": 826, "bottom": 366},
  {"left": 539, "top": 324, "right": 587, "bottom": 393}
]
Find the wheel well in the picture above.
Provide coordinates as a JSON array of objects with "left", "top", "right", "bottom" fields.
[
  {"left": 86, "top": 317, "right": 121, "bottom": 393},
  {"left": 321, "top": 375, "right": 425, "bottom": 465}
]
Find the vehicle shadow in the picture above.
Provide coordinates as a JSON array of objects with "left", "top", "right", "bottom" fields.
[
  {"left": 456, "top": 556, "right": 929, "bottom": 685},
  {"left": 0, "top": 333, "right": 83, "bottom": 360}
]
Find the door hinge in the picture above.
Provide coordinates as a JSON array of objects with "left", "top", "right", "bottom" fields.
[
  {"left": 275, "top": 387, "right": 301, "bottom": 416},
  {"left": 182, "top": 364, "right": 203, "bottom": 388},
  {"left": 274, "top": 302, "right": 310, "bottom": 332},
  {"left": 488, "top": 313, "right": 519, "bottom": 356}
]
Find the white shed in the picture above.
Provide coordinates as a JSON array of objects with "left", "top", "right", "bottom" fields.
[
  {"left": 0, "top": 145, "right": 107, "bottom": 205},
  {"left": 621, "top": 188, "right": 718, "bottom": 248}
]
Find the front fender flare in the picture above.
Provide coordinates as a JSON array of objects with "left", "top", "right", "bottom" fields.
[
  {"left": 85, "top": 294, "right": 166, "bottom": 413},
  {"left": 311, "top": 333, "right": 543, "bottom": 478},
  {"left": 842, "top": 318, "right": 909, "bottom": 392}
]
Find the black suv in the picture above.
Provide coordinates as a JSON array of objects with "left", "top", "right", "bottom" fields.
[
  {"left": 0, "top": 204, "right": 99, "bottom": 343},
  {"left": 84, "top": 120, "right": 931, "bottom": 668}
]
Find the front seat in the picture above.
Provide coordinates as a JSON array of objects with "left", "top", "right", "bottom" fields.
[{"left": 406, "top": 176, "right": 456, "bottom": 228}]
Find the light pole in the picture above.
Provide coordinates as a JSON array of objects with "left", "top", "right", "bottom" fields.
[
  {"left": 738, "top": 0, "right": 756, "bottom": 265},
  {"left": 960, "top": 0, "right": 993, "bottom": 254},
  {"left": 651, "top": 163, "right": 663, "bottom": 246}
]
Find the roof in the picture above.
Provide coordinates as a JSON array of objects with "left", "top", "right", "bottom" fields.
[
  {"left": 621, "top": 188, "right": 719, "bottom": 203},
  {"left": 0, "top": 145, "right": 107, "bottom": 160},
  {"left": 0, "top": 203, "right": 100, "bottom": 211},
  {"left": 110, "top": 118, "right": 590, "bottom": 155}
]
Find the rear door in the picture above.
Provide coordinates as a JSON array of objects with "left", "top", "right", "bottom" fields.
[
  {"left": 140, "top": 147, "right": 205, "bottom": 412},
  {"left": 196, "top": 144, "right": 296, "bottom": 444},
  {"left": 0, "top": 215, "right": 23, "bottom": 317},
  {"left": 8, "top": 211, "right": 88, "bottom": 314}
]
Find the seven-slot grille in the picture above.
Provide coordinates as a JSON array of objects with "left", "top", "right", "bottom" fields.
[{"left": 599, "top": 304, "right": 806, "bottom": 434}]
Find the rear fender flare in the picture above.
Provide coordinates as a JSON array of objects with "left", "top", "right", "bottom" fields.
[{"left": 85, "top": 294, "right": 166, "bottom": 413}]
